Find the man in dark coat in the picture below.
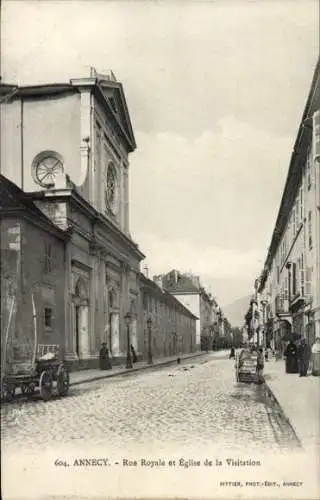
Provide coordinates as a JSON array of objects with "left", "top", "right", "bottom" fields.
[
  {"left": 99, "top": 342, "right": 112, "bottom": 370},
  {"left": 130, "top": 344, "right": 137, "bottom": 363},
  {"left": 284, "top": 340, "right": 298, "bottom": 373},
  {"left": 229, "top": 347, "right": 235, "bottom": 359},
  {"left": 297, "top": 338, "right": 311, "bottom": 377}
]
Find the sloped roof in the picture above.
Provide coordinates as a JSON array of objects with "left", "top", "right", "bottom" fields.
[
  {"left": 0, "top": 175, "right": 68, "bottom": 240},
  {"left": 140, "top": 273, "right": 198, "bottom": 319}
]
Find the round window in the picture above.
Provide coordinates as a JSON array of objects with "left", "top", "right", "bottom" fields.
[{"left": 32, "top": 151, "right": 64, "bottom": 188}]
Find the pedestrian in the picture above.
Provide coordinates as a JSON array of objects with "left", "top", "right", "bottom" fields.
[
  {"left": 297, "top": 338, "right": 311, "bottom": 377},
  {"left": 311, "top": 337, "right": 320, "bottom": 376},
  {"left": 130, "top": 344, "right": 137, "bottom": 363},
  {"left": 257, "top": 348, "right": 264, "bottom": 383},
  {"left": 284, "top": 340, "right": 298, "bottom": 373},
  {"left": 275, "top": 342, "right": 282, "bottom": 361},
  {"left": 265, "top": 347, "right": 269, "bottom": 362},
  {"left": 229, "top": 346, "right": 235, "bottom": 359},
  {"left": 99, "top": 342, "right": 112, "bottom": 370}
]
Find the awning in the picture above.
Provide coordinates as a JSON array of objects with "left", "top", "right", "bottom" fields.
[{"left": 281, "top": 332, "right": 301, "bottom": 342}]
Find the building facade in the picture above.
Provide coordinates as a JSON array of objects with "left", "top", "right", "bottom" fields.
[
  {"left": 138, "top": 273, "right": 197, "bottom": 360},
  {"left": 154, "top": 270, "right": 221, "bottom": 350},
  {"left": 0, "top": 69, "right": 145, "bottom": 369},
  {"left": 0, "top": 176, "right": 68, "bottom": 376},
  {"left": 257, "top": 59, "right": 320, "bottom": 349}
]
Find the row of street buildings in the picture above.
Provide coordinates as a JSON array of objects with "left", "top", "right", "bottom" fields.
[
  {"left": 245, "top": 58, "right": 320, "bottom": 350},
  {"left": 0, "top": 68, "right": 228, "bottom": 371}
]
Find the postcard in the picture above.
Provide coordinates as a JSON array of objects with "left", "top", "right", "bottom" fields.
[{"left": 1, "top": 1, "right": 319, "bottom": 499}]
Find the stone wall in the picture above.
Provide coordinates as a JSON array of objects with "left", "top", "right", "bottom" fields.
[{"left": 140, "top": 276, "right": 197, "bottom": 360}]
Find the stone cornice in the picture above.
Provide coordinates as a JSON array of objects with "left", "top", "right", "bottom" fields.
[{"left": 28, "top": 188, "right": 145, "bottom": 261}]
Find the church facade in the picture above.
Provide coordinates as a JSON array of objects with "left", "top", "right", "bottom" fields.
[{"left": 0, "top": 69, "right": 145, "bottom": 369}]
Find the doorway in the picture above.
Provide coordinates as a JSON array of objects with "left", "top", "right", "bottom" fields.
[
  {"left": 73, "top": 277, "right": 89, "bottom": 359},
  {"left": 75, "top": 305, "right": 80, "bottom": 357}
]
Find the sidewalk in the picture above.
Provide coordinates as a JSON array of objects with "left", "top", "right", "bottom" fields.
[
  {"left": 70, "top": 351, "right": 208, "bottom": 387},
  {"left": 264, "top": 358, "right": 320, "bottom": 449}
]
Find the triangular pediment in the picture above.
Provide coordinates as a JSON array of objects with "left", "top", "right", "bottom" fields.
[{"left": 96, "top": 77, "right": 136, "bottom": 151}]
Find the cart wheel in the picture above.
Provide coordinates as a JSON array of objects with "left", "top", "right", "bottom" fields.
[
  {"left": 57, "top": 366, "right": 69, "bottom": 397},
  {"left": 39, "top": 370, "right": 53, "bottom": 401},
  {"left": 2, "top": 382, "right": 15, "bottom": 402},
  {"left": 21, "top": 383, "right": 35, "bottom": 396}
]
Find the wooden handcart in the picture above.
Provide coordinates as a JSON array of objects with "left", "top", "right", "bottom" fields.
[
  {"left": 2, "top": 344, "right": 70, "bottom": 402},
  {"left": 235, "top": 348, "right": 263, "bottom": 384},
  {"left": 1, "top": 294, "right": 69, "bottom": 402}
]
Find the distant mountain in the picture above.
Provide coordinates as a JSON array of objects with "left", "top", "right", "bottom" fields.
[{"left": 222, "top": 295, "right": 251, "bottom": 327}]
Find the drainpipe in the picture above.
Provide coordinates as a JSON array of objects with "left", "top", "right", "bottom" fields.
[
  {"left": 286, "top": 262, "right": 292, "bottom": 337},
  {"left": 20, "top": 98, "right": 24, "bottom": 190}
]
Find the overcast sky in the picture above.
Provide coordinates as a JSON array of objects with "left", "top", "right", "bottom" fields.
[{"left": 1, "top": 0, "right": 318, "bottom": 308}]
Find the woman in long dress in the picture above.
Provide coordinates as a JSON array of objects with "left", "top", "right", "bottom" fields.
[
  {"left": 284, "top": 341, "right": 298, "bottom": 373},
  {"left": 99, "top": 343, "right": 112, "bottom": 370},
  {"left": 311, "top": 338, "right": 320, "bottom": 376}
]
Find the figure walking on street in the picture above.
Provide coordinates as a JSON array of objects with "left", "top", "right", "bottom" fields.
[
  {"left": 99, "top": 342, "right": 112, "bottom": 370},
  {"left": 311, "top": 337, "right": 320, "bottom": 376},
  {"left": 298, "top": 338, "right": 311, "bottom": 377},
  {"left": 229, "top": 346, "right": 235, "bottom": 359},
  {"left": 284, "top": 340, "right": 298, "bottom": 373},
  {"left": 130, "top": 344, "right": 137, "bottom": 363},
  {"left": 257, "top": 348, "right": 264, "bottom": 383}
]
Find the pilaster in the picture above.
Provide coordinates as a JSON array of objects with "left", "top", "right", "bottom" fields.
[
  {"left": 78, "top": 89, "right": 93, "bottom": 197},
  {"left": 111, "top": 312, "right": 120, "bottom": 355}
]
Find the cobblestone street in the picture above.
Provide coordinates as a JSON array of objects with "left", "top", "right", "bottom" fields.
[{"left": 1, "top": 355, "right": 299, "bottom": 453}]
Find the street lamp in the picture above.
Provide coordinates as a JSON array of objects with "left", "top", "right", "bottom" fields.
[
  {"left": 124, "top": 312, "right": 132, "bottom": 369},
  {"left": 147, "top": 317, "right": 153, "bottom": 364}
]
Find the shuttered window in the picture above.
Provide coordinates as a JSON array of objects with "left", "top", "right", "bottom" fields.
[
  {"left": 308, "top": 211, "right": 313, "bottom": 249},
  {"left": 300, "top": 254, "right": 305, "bottom": 296},
  {"left": 292, "top": 262, "right": 297, "bottom": 297}
]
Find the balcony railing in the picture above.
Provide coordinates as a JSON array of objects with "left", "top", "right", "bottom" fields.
[{"left": 289, "top": 289, "right": 313, "bottom": 310}]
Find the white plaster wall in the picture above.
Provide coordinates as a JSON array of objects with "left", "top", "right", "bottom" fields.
[
  {"left": 171, "top": 293, "right": 200, "bottom": 346},
  {"left": 1, "top": 94, "right": 81, "bottom": 192}
]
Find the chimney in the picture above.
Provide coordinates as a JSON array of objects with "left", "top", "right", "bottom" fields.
[
  {"left": 153, "top": 275, "right": 163, "bottom": 291},
  {"left": 143, "top": 265, "right": 149, "bottom": 278}
]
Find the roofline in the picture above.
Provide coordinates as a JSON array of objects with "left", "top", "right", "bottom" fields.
[
  {"left": 0, "top": 82, "right": 76, "bottom": 98},
  {"left": 260, "top": 57, "right": 320, "bottom": 288},
  {"left": 139, "top": 273, "right": 199, "bottom": 319},
  {"left": 0, "top": 175, "right": 71, "bottom": 241},
  {"left": 0, "top": 79, "right": 137, "bottom": 152}
]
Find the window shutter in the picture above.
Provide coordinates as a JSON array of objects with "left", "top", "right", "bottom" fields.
[
  {"left": 292, "top": 262, "right": 297, "bottom": 297},
  {"left": 305, "top": 267, "right": 312, "bottom": 297},
  {"left": 284, "top": 277, "right": 288, "bottom": 300},
  {"left": 300, "top": 269, "right": 305, "bottom": 296},
  {"left": 313, "top": 110, "right": 320, "bottom": 162},
  {"left": 308, "top": 211, "right": 313, "bottom": 249},
  {"left": 300, "top": 254, "right": 304, "bottom": 296}
]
